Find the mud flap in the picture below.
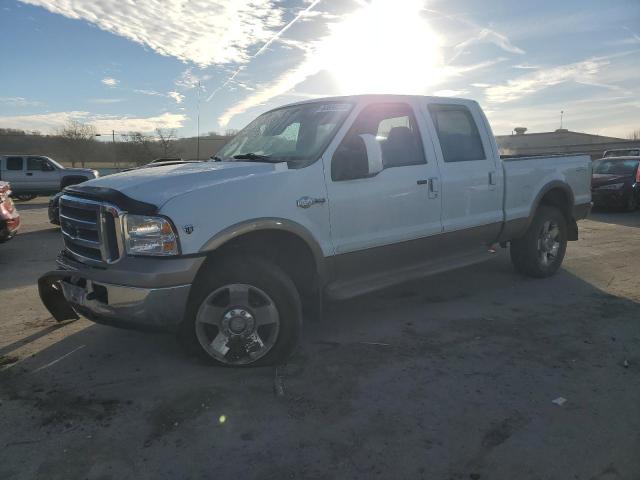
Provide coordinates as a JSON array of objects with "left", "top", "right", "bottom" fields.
[{"left": 38, "top": 271, "right": 80, "bottom": 322}]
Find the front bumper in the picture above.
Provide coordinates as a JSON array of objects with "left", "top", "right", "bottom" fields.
[{"left": 38, "top": 253, "right": 204, "bottom": 331}]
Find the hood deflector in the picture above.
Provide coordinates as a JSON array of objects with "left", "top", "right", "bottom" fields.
[{"left": 63, "top": 185, "right": 158, "bottom": 215}]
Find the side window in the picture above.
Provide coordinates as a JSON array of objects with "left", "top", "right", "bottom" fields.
[
  {"left": 332, "top": 103, "right": 425, "bottom": 181},
  {"left": 6, "top": 157, "right": 23, "bottom": 170},
  {"left": 27, "top": 157, "right": 48, "bottom": 171},
  {"left": 429, "top": 105, "right": 486, "bottom": 162}
]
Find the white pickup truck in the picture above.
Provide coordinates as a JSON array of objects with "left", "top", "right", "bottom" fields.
[{"left": 39, "top": 95, "right": 592, "bottom": 367}]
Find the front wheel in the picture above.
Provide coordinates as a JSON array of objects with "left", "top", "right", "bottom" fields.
[
  {"left": 180, "top": 255, "right": 302, "bottom": 367},
  {"left": 625, "top": 193, "right": 638, "bottom": 212},
  {"left": 510, "top": 205, "right": 568, "bottom": 278}
]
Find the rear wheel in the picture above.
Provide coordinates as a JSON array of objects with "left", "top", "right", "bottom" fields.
[
  {"left": 510, "top": 205, "right": 568, "bottom": 278},
  {"left": 180, "top": 255, "right": 302, "bottom": 367}
]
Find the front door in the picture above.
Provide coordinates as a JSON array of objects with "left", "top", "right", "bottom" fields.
[
  {"left": 26, "top": 156, "right": 59, "bottom": 192},
  {"left": 323, "top": 101, "right": 442, "bottom": 282}
]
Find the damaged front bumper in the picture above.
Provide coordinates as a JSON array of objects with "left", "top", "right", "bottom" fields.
[{"left": 38, "top": 254, "right": 203, "bottom": 331}]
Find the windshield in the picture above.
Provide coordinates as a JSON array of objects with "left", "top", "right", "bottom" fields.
[
  {"left": 603, "top": 149, "right": 640, "bottom": 158},
  {"left": 45, "top": 157, "right": 64, "bottom": 169},
  {"left": 216, "top": 102, "right": 354, "bottom": 164},
  {"left": 593, "top": 159, "right": 639, "bottom": 175}
]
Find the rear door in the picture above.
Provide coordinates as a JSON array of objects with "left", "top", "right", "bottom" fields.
[
  {"left": 2, "top": 156, "right": 26, "bottom": 191},
  {"left": 425, "top": 101, "right": 502, "bottom": 249}
]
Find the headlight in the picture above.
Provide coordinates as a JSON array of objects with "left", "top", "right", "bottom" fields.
[
  {"left": 598, "top": 183, "right": 624, "bottom": 190},
  {"left": 93, "top": 170, "right": 100, "bottom": 178},
  {"left": 124, "top": 214, "right": 179, "bottom": 256}
]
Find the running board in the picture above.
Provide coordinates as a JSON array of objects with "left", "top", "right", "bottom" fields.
[{"left": 325, "top": 249, "right": 496, "bottom": 301}]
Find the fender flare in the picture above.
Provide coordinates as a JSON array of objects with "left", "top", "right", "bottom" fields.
[
  {"left": 525, "top": 180, "right": 575, "bottom": 228},
  {"left": 198, "top": 217, "right": 327, "bottom": 278}
]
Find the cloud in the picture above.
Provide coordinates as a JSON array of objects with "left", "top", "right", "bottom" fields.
[
  {"left": 167, "top": 91, "right": 184, "bottom": 104},
  {"left": 0, "top": 111, "right": 186, "bottom": 133},
  {"left": 20, "top": 0, "right": 285, "bottom": 67},
  {"left": 101, "top": 77, "right": 119, "bottom": 87},
  {"left": 433, "top": 89, "right": 469, "bottom": 97},
  {"left": 484, "top": 58, "right": 612, "bottom": 103},
  {"left": 0, "top": 96, "right": 41, "bottom": 107},
  {"left": 89, "top": 98, "right": 124, "bottom": 104},
  {"left": 451, "top": 28, "right": 524, "bottom": 62},
  {"left": 134, "top": 89, "right": 163, "bottom": 97}
]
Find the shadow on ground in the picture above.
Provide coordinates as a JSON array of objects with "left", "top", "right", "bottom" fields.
[{"left": 1, "top": 254, "right": 639, "bottom": 480}]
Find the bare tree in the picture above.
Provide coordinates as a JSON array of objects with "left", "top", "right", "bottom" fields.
[
  {"left": 156, "top": 128, "right": 177, "bottom": 156},
  {"left": 121, "top": 132, "right": 159, "bottom": 166},
  {"left": 628, "top": 129, "right": 640, "bottom": 141},
  {"left": 57, "top": 120, "right": 98, "bottom": 167},
  {"left": 224, "top": 128, "right": 239, "bottom": 137}
]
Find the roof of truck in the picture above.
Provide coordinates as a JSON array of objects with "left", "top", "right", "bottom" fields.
[{"left": 274, "top": 94, "right": 477, "bottom": 110}]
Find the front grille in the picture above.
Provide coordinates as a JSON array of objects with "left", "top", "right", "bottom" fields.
[{"left": 59, "top": 195, "right": 123, "bottom": 265}]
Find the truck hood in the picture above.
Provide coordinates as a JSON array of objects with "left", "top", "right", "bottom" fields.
[
  {"left": 591, "top": 173, "right": 633, "bottom": 188},
  {"left": 78, "top": 161, "right": 288, "bottom": 208}
]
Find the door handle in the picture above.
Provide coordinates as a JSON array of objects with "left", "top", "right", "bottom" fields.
[
  {"left": 417, "top": 179, "right": 429, "bottom": 185},
  {"left": 488, "top": 171, "right": 496, "bottom": 185},
  {"left": 26, "top": 172, "right": 33, "bottom": 176}
]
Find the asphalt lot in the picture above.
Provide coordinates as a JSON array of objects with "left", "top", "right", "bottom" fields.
[{"left": 1, "top": 199, "right": 639, "bottom": 480}]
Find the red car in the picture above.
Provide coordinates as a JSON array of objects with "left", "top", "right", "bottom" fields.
[{"left": 0, "top": 181, "right": 20, "bottom": 242}]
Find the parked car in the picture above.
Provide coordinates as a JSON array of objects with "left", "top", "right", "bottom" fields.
[
  {"left": 48, "top": 191, "right": 63, "bottom": 225},
  {"left": 591, "top": 156, "right": 640, "bottom": 211},
  {"left": 0, "top": 181, "right": 20, "bottom": 242},
  {"left": 0, "top": 155, "right": 98, "bottom": 200},
  {"left": 603, "top": 148, "right": 640, "bottom": 158},
  {"left": 38, "top": 94, "right": 592, "bottom": 367}
]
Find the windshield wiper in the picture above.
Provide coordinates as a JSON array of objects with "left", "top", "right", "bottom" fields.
[{"left": 232, "top": 153, "right": 284, "bottom": 163}]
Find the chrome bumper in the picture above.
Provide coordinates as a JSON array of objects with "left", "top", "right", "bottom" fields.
[{"left": 39, "top": 270, "right": 191, "bottom": 331}]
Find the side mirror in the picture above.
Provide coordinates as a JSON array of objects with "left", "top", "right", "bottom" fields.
[{"left": 331, "top": 134, "right": 383, "bottom": 181}]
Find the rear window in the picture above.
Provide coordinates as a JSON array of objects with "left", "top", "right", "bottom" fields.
[
  {"left": 428, "top": 105, "right": 486, "bottom": 162},
  {"left": 6, "top": 157, "right": 23, "bottom": 170}
]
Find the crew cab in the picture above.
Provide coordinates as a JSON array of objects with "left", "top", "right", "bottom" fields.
[
  {"left": 38, "top": 95, "right": 592, "bottom": 367},
  {"left": 0, "top": 155, "right": 98, "bottom": 200}
]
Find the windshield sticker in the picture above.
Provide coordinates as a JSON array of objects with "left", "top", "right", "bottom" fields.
[{"left": 315, "top": 103, "right": 351, "bottom": 113}]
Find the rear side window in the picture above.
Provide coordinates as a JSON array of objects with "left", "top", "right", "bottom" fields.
[
  {"left": 6, "top": 157, "right": 23, "bottom": 170},
  {"left": 429, "top": 105, "right": 486, "bottom": 162}
]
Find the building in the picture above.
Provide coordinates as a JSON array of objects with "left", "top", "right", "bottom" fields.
[{"left": 495, "top": 128, "right": 640, "bottom": 159}]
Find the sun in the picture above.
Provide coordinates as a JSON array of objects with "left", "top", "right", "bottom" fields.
[{"left": 319, "top": 0, "right": 444, "bottom": 95}]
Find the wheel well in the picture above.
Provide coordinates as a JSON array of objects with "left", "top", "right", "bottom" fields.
[
  {"left": 199, "top": 229, "right": 321, "bottom": 307},
  {"left": 539, "top": 187, "right": 571, "bottom": 220},
  {"left": 538, "top": 187, "right": 578, "bottom": 240}
]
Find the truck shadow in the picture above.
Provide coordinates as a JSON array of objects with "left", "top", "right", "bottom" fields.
[{"left": 2, "top": 254, "right": 639, "bottom": 479}]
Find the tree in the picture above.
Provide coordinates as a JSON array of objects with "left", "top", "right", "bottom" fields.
[
  {"left": 627, "top": 129, "right": 640, "bottom": 141},
  {"left": 156, "top": 128, "right": 177, "bottom": 156},
  {"left": 121, "top": 132, "right": 158, "bottom": 166},
  {"left": 57, "top": 120, "right": 98, "bottom": 167}
]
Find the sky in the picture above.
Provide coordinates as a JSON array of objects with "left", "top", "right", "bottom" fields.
[{"left": 0, "top": 0, "right": 639, "bottom": 139}]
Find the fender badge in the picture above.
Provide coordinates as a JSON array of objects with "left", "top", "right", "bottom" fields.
[{"left": 183, "top": 224, "right": 194, "bottom": 234}]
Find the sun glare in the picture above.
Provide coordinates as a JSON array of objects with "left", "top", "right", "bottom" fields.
[{"left": 319, "top": 0, "right": 443, "bottom": 95}]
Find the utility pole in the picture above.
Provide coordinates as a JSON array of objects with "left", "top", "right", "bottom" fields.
[
  {"left": 560, "top": 110, "right": 564, "bottom": 129},
  {"left": 196, "top": 80, "right": 201, "bottom": 160}
]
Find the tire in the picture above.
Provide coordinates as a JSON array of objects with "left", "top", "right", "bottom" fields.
[
  {"left": 625, "top": 194, "right": 638, "bottom": 212},
  {"left": 510, "top": 205, "right": 568, "bottom": 278},
  {"left": 180, "top": 255, "right": 302, "bottom": 367},
  {"left": 13, "top": 194, "right": 37, "bottom": 201}
]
